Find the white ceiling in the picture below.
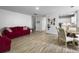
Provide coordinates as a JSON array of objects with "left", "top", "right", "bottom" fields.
[{"left": 0, "top": 6, "right": 79, "bottom": 16}]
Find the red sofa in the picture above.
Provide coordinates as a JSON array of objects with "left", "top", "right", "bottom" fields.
[
  {"left": 0, "top": 36, "right": 11, "bottom": 53},
  {"left": 2, "top": 26, "right": 31, "bottom": 39}
]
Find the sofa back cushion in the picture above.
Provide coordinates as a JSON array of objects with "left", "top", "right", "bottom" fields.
[
  {"left": 10, "top": 27, "right": 23, "bottom": 31},
  {"left": 10, "top": 26, "right": 29, "bottom": 31},
  {"left": 3, "top": 26, "right": 30, "bottom": 34}
]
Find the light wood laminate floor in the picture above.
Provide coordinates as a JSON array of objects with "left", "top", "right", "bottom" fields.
[{"left": 7, "top": 32, "right": 78, "bottom": 53}]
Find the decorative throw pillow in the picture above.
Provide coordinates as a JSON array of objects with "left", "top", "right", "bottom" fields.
[
  {"left": 0, "top": 32, "right": 2, "bottom": 37},
  {"left": 23, "top": 26, "right": 28, "bottom": 30},
  {"left": 6, "top": 27, "right": 12, "bottom": 32},
  {"left": 30, "top": 30, "right": 32, "bottom": 33}
]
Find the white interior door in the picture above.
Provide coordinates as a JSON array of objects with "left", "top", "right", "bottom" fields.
[{"left": 36, "top": 16, "right": 42, "bottom": 31}]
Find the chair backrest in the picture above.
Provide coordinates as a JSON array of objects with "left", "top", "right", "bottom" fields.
[{"left": 58, "top": 28, "right": 66, "bottom": 42}]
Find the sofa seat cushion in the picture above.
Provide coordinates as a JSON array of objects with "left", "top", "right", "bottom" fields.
[
  {"left": 3, "top": 31, "right": 16, "bottom": 39},
  {"left": 0, "top": 36, "right": 11, "bottom": 52}
]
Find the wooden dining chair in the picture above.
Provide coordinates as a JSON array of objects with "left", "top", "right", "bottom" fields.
[{"left": 57, "top": 28, "right": 67, "bottom": 47}]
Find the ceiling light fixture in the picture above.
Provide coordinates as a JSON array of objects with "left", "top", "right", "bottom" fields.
[{"left": 35, "top": 7, "right": 39, "bottom": 10}]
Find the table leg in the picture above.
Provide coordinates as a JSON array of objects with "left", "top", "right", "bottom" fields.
[
  {"left": 72, "top": 40, "right": 77, "bottom": 48},
  {"left": 65, "top": 42, "right": 67, "bottom": 47}
]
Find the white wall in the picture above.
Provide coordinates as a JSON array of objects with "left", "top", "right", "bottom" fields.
[
  {"left": 58, "top": 17, "right": 71, "bottom": 24},
  {"left": 0, "top": 9, "right": 32, "bottom": 29},
  {"left": 76, "top": 11, "right": 79, "bottom": 27}
]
